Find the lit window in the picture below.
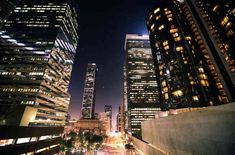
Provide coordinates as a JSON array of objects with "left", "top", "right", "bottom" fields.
[
  {"left": 150, "top": 24, "right": 155, "bottom": 31},
  {"left": 168, "top": 18, "right": 172, "bottom": 21},
  {"left": 193, "top": 96, "right": 199, "bottom": 101},
  {"left": 226, "top": 30, "right": 234, "bottom": 37},
  {"left": 213, "top": 4, "right": 219, "bottom": 12},
  {"left": 156, "top": 15, "right": 161, "bottom": 20},
  {"left": 232, "top": 8, "right": 235, "bottom": 15},
  {"left": 172, "top": 90, "right": 183, "bottom": 97},
  {"left": 154, "top": 8, "right": 160, "bottom": 14},
  {"left": 0, "top": 139, "right": 14, "bottom": 146},
  {"left": 176, "top": 46, "right": 183, "bottom": 51},
  {"left": 198, "top": 67, "right": 204, "bottom": 73},
  {"left": 200, "top": 80, "right": 209, "bottom": 86},
  {"left": 163, "top": 40, "right": 168, "bottom": 46},
  {"left": 220, "top": 16, "right": 229, "bottom": 26},
  {"left": 174, "top": 36, "right": 181, "bottom": 42},
  {"left": 162, "top": 80, "right": 166, "bottom": 87},
  {"left": 17, "top": 138, "right": 30, "bottom": 144},
  {"left": 158, "top": 24, "right": 164, "bottom": 30},
  {"left": 164, "top": 93, "right": 169, "bottom": 99}
]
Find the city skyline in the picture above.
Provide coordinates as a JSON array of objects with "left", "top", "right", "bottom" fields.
[
  {"left": 68, "top": 0, "right": 158, "bottom": 119},
  {"left": 0, "top": 0, "right": 234, "bottom": 154}
]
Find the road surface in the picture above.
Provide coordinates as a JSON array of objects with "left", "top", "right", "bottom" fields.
[{"left": 97, "top": 133, "right": 144, "bottom": 155}]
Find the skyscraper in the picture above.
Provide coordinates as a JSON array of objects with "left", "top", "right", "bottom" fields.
[
  {"left": 123, "top": 66, "right": 130, "bottom": 132},
  {"left": 124, "top": 34, "right": 161, "bottom": 138},
  {"left": 0, "top": 0, "right": 78, "bottom": 154},
  {"left": 116, "top": 105, "right": 124, "bottom": 133},
  {"left": 104, "top": 105, "right": 112, "bottom": 131},
  {"left": 146, "top": 0, "right": 231, "bottom": 111},
  {"left": 81, "top": 63, "right": 97, "bottom": 119},
  {"left": 104, "top": 105, "right": 112, "bottom": 119},
  {"left": 185, "top": 0, "right": 235, "bottom": 101}
]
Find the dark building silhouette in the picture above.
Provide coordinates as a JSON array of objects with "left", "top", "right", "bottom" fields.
[
  {"left": 147, "top": 0, "right": 233, "bottom": 111},
  {"left": 185, "top": 0, "right": 235, "bottom": 101}
]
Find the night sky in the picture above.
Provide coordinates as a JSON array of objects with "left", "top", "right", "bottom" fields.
[{"left": 68, "top": 0, "right": 157, "bottom": 122}]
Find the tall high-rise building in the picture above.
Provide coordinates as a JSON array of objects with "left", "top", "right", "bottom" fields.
[
  {"left": 0, "top": 0, "right": 78, "bottom": 154},
  {"left": 104, "top": 105, "right": 112, "bottom": 119},
  {"left": 116, "top": 105, "right": 124, "bottom": 133},
  {"left": 146, "top": 0, "right": 232, "bottom": 111},
  {"left": 185, "top": 0, "right": 235, "bottom": 101},
  {"left": 123, "top": 66, "right": 130, "bottom": 132},
  {"left": 124, "top": 34, "right": 161, "bottom": 138},
  {"left": 104, "top": 105, "right": 112, "bottom": 130},
  {"left": 81, "top": 63, "right": 97, "bottom": 119}
]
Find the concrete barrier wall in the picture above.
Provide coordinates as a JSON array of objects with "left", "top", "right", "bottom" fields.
[
  {"left": 142, "top": 103, "right": 235, "bottom": 155},
  {"left": 131, "top": 136, "right": 166, "bottom": 155}
]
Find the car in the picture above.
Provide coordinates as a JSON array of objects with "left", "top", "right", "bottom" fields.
[{"left": 125, "top": 143, "right": 134, "bottom": 149}]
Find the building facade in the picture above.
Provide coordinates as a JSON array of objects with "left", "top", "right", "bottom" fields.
[
  {"left": 81, "top": 63, "right": 97, "bottom": 119},
  {"left": 0, "top": 0, "right": 78, "bottom": 154},
  {"left": 146, "top": 0, "right": 232, "bottom": 111},
  {"left": 99, "top": 112, "right": 111, "bottom": 135},
  {"left": 124, "top": 34, "right": 161, "bottom": 138},
  {"left": 104, "top": 105, "right": 112, "bottom": 119},
  {"left": 185, "top": 0, "right": 235, "bottom": 101},
  {"left": 0, "top": 0, "right": 19, "bottom": 28},
  {"left": 116, "top": 105, "right": 124, "bottom": 133}
]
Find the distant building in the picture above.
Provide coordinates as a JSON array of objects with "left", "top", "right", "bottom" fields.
[
  {"left": 104, "top": 105, "right": 112, "bottom": 131},
  {"left": 99, "top": 112, "right": 111, "bottom": 135},
  {"left": 124, "top": 34, "right": 161, "bottom": 138},
  {"left": 0, "top": 0, "right": 78, "bottom": 154},
  {"left": 104, "top": 105, "right": 112, "bottom": 119},
  {"left": 73, "top": 119, "right": 104, "bottom": 135},
  {"left": 94, "top": 113, "right": 99, "bottom": 119},
  {"left": 116, "top": 105, "right": 124, "bottom": 133},
  {"left": 146, "top": 0, "right": 234, "bottom": 111},
  {"left": 81, "top": 63, "right": 97, "bottom": 119}
]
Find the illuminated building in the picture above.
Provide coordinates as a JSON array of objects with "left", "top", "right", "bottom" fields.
[
  {"left": 81, "top": 63, "right": 97, "bottom": 119},
  {"left": 0, "top": 0, "right": 78, "bottom": 154},
  {"left": 147, "top": 0, "right": 232, "bottom": 111},
  {"left": 124, "top": 34, "right": 161, "bottom": 138},
  {"left": 73, "top": 119, "right": 107, "bottom": 136},
  {"left": 123, "top": 66, "right": 130, "bottom": 132},
  {"left": 104, "top": 105, "right": 112, "bottom": 119},
  {"left": 98, "top": 112, "right": 111, "bottom": 135},
  {"left": 116, "top": 105, "right": 124, "bottom": 133},
  {"left": 185, "top": 0, "right": 235, "bottom": 101},
  {"left": 104, "top": 105, "right": 112, "bottom": 130}
]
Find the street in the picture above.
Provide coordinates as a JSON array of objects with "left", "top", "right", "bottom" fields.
[{"left": 97, "top": 133, "right": 144, "bottom": 155}]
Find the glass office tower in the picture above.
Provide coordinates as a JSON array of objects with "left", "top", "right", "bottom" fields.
[
  {"left": 81, "top": 63, "right": 97, "bottom": 119},
  {"left": 147, "top": 0, "right": 230, "bottom": 110},
  {"left": 185, "top": 0, "right": 235, "bottom": 102},
  {"left": 124, "top": 34, "right": 160, "bottom": 138},
  {"left": 0, "top": 0, "right": 78, "bottom": 154}
]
